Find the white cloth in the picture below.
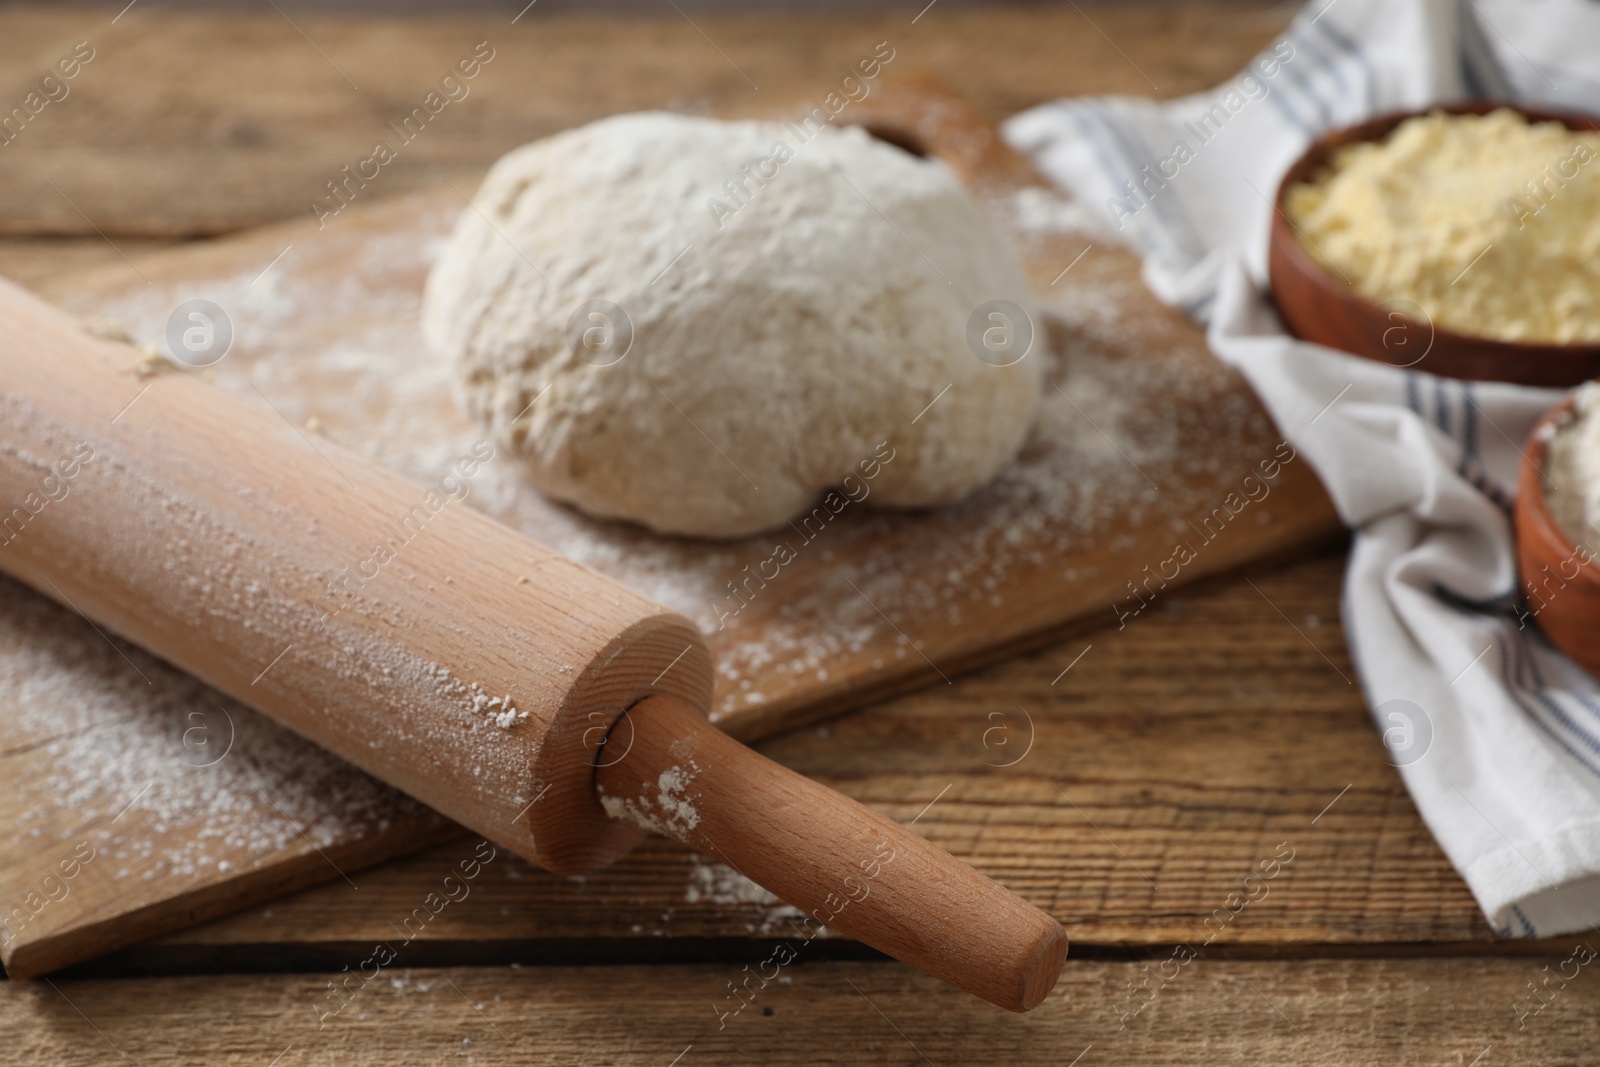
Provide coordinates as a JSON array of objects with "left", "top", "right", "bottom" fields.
[{"left": 1005, "top": 0, "right": 1600, "bottom": 938}]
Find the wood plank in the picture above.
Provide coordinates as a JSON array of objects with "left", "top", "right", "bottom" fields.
[
  {"left": 0, "top": 571, "right": 461, "bottom": 982},
  {"left": 7, "top": 957, "right": 1592, "bottom": 1065},
  {"left": 87, "top": 550, "right": 1513, "bottom": 975},
  {"left": 3, "top": 80, "right": 1340, "bottom": 979},
  {"left": 31, "top": 82, "right": 1343, "bottom": 738},
  {"left": 0, "top": 5, "right": 1292, "bottom": 236},
  {"left": 0, "top": 238, "right": 182, "bottom": 290}
]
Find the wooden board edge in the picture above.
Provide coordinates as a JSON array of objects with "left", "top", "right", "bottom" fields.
[{"left": 1, "top": 819, "right": 461, "bottom": 981}]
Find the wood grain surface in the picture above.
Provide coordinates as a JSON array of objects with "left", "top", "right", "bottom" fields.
[
  {"left": 9, "top": 958, "right": 1593, "bottom": 1066},
  {"left": 0, "top": 274, "right": 712, "bottom": 978},
  {"left": 0, "top": 5, "right": 1290, "bottom": 236},
  {"left": 32, "top": 84, "right": 1343, "bottom": 736},
  {"left": 3, "top": 4, "right": 1564, "bottom": 1065},
  {"left": 596, "top": 693, "right": 1068, "bottom": 1012},
  {"left": 3, "top": 74, "right": 1338, "bottom": 983},
  {"left": 19, "top": 551, "right": 1590, "bottom": 1066},
  {"left": 84, "top": 552, "right": 1511, "bottom": 975}
]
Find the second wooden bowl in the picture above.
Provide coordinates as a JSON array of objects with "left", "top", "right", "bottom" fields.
[
  {"left": 1269, "top": 102, "right": 1600, "bottom": 387},
  {"left": 1515, "top": 395, "right": 1600, "bottom": 677}
]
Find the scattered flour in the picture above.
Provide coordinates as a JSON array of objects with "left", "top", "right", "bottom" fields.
[
  {"left": 0, "top": 573, "right": 434, "bottom": 885},
  {"left": 0, "top": 119, "right": 1302, "bottom": 983},
  {"left": 683, "top": 858, "right": 806, "bottom": 934},
  {"left": 469, "top": 687, "right": 528, "bottom": 730},
  {"left": 1007, "top": 185, "right": 1117, "bottom": 238},
  {"left": 599, "top": 762, "right": 701, "bottom": 839},
  {"left": 49, "top": 182, "right": 1267, "bottom": 726}
]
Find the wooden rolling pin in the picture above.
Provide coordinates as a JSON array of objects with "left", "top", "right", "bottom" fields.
[{"left": 0, "top": 277, "right": 1066, "bottom": 1011}]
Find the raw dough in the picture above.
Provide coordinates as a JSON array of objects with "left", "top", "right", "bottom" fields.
[{"left": 423, "top": 112, "right": 1041, "bottom": 538}]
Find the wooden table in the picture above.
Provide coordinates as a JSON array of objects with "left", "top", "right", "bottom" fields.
[{"left": 3, "top": 5, "right": 1595, "bottom": 1063}]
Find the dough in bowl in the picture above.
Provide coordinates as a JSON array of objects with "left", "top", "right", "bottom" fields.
[{"left": 423, "top": 111, "right": 1041, "bottom": 538}]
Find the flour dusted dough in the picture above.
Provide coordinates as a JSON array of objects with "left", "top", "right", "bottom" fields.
[{"left": 423, "top": 112, "right": 1041, "bottom": 538}]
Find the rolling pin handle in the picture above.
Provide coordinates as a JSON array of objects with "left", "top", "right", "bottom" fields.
[{"left": 593, "top": 693, "right": 1067, "bottom": 1012}]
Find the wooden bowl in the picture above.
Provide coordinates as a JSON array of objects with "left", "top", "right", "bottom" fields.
[
  {"left": 1268, "top": 102, "right": 1600, "bottom": 387},
  {"left": 1515, "top": 395, "right": 1600, "bottom": 677}
]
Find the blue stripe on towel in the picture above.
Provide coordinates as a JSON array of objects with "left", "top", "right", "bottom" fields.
[
  {"left": 1277, "top": 30, "right": 1336, "bottom": 129},
  {"left": 1290, "top": 27, "right": 1351, "bottom": 121},
  {"left": 1185, "top": 290, "right": 1218, "bottom": 321},
  {"left": 1077, "top": 102, "right": 1208, "bottom": 267},
  {"left": 1508, "top": 631, "right": 1600, "bottom": 780},
  {"left": 1526, "top": 637, "right": 1600, "bottom": 738},
  {"left": 1310, "top": 18, "right": 1375, "bottom": 113},
  {"left": 1429, "top": 592, "right": 1600, "bottom": 782},
  {"left": 1059, "top": 105, "right": 1145, "bottom": 234},
  {"left": 1265, "top": 78, "right": 1316, "bottom": 135},
  {"left": 1457, "top": 5, "right": 1512, "bottom": 99}
]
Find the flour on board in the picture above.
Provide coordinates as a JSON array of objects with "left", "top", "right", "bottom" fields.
[
  {"left": 10, "top": 173, "right": 1275, "bottom": 894},
  {"left": 0, "top": 573, "right": 432, "bottom": 886},
  {"left": 55, "top": 185, "right": 1266, "bottom": 727}
]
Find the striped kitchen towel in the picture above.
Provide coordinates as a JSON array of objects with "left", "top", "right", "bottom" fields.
[{"left": 1005, "top": 0, "right": 1600, "bottom": 939}]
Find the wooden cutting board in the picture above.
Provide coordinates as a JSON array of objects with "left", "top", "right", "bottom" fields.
[{"left": 0, "top": 81, "right": 1340, "bottom": 979}]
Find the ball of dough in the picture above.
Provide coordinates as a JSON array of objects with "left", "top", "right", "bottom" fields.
[{"left": 423, "top": 111, "right": 1042, "bottom": 538}]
